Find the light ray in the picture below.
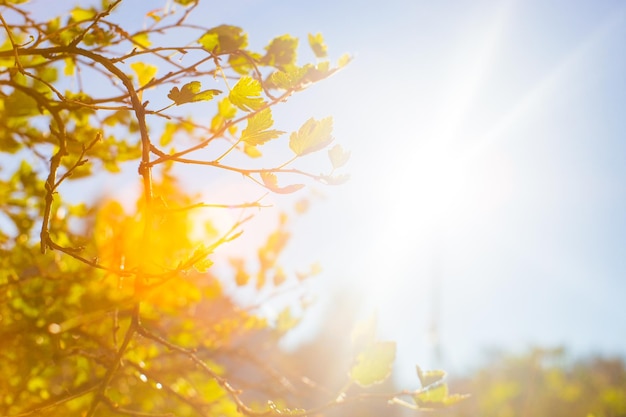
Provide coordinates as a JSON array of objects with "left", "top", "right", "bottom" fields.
[{"left": 463, "top": 7, "right": 626, "bottom": 166}]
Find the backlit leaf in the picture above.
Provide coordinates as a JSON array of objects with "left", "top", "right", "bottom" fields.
[
  {"left": 338, "top": 53, "right": 352, "bottom": 67},
  {"left": 241, "top": 108, "right": 284, "bottom": 146},
  {"left": 415, "top": 383, "right": 448, "bottom": 404},
  {"left": 268, "top": 66, "right": 310, "bottom": 90},
  {"left": 349, "top": 341, "right": 396, "bottom": 387},
  {"left": 71, "top": 7, "right": 96, "bottom": 22},
  {"left": 289, "top": 117, "right": 334, "bottom": 156},
  {"left": 328, "top": 144, "right": 350, "bottom": 169},
  {"left": 229, "top": 76, "right": 264, "bottom": 112},
  {"left": 159, "top": 122, "right": 177, "bottom": 146},
  {"left": 273, "top": 267, "right": 286, "bottom": 286},
  {"left": 260, "top": 172, "right": 304, "bottom": 194},
  {"left": 308, "top": 33, "right": 328, "bottom": 58},
  {"left": 416, "top": 366, "right": 446, "bottom": 388},
  {"left": 320, "top": 173, "right": 350, "bottom": 185},
  {"left": 230, "top": 258, "right": 249, "bottom": 286},
  {"left": 198, "top": 25, "right": 247, "bottom": 53},
  {"left": 64, "top": 57, "right": 75, "bottom": 76},
  {"left": 262, "top": 34, "right": 298, "bottom": 69},
  {"left": 131, "top": 32, "right": 151, "bottom": 49},
  {"left": 211, "top": 98, "right": 237, "bottom": 132},
  {"left": 130, "top": 62, "right": 157, "bottom": 87},
  {"left": 218, "top": 98, "right": 237, "bottom": 118},
  {"left": 243, "top": 143, "right": 262, "bottom": 158},
  {"left": 167, "top": 81, "right": 221, "bottom": 105},
  {"left": 413, "top": 383, "right": 470, "bottom": 408},
  {"left": 276, "top": 306, "right": 300, "bottom": 333},
  {"left": 229, "top": 52, "right": 261, "bottom": 75}
]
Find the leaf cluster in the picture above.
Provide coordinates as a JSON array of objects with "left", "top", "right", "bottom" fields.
[{"left": 0, "top": 1, "right": 463, "bottom": 416}]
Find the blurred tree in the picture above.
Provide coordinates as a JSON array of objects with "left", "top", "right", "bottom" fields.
[
  {"left": 448, "top": 348, "right": 626, "bottom": 417},
  {"left": 0, "top": 1, "right": 465, "bottom": 415}
]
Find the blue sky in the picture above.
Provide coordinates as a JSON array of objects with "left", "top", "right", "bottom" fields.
[
  {"left": 213, "top": 0, "right": 626, "bottom": 379},
  {"left": 23, "top": 0, "right": 626, "bottom": 382}
]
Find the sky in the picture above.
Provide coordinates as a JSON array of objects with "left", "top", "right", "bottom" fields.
[
  {"left": 19, "top": 0, "right": 626, "bottom": 383},
  {"left": 206, "top": 0, "right": 626, "bottom": 380}
]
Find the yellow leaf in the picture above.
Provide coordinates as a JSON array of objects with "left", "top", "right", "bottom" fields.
[
  {"left": 131, "top": 32, "right": 151, "bottom": 49},
  {"left": 241, "top": 108, "right": 284, "bottom": 146},
  {"left": 268, "top": 66, "right": 310, "bottom": 90},
  {"left": 338, "top": 53, "right": 352, "bottom": 67},
  {"left": 320, "top": 173, "right": 350, "bottom": 185},
  {"left": 198, "top": 25, "right": 247, "bottom": 53},
  {"left": 262, "top": 34, "right": 298, "bottom": 69},
  {"left": 229, "top": 76, "right": 264, "bottom": 112},
  {"left": 289, "top": 117, "right": 334, "bottom": 156},
  {"left": 415, "top": 384, "right": 448, "bottom": 404},
  {"left": 230, "top": 258, "right": 249, "bottom": 286},
  {"left": 416, "top": 366, "right": 447, "bottom": 387},
  {"left": 413, "top": 384, "right": 470, "bottom": 408},
  {"left": 276, "top": 307, "right": 300, "bottom": 333},
  {"left": 243, "top": 143, "right": 262, "bottom": 158},
  {"left": 159, "top": 122, "right": 177, "bottom": 146},
  {"left": 260, "top": 172, "right": 304, "bottom": 194},
  {"left": 308, "top": 33, "right": 328, "bottom": 58},
  {"left": 168, "top": 81, "right": 221, "bottom": 105},
  {"left": 210, "top": 98, "right": 237, "bottom": 132},
  {"left": 294, "top": 198, "right": 309, "bottom": 214},
  {"left": 64, "top": 58, "right": 75, "bottom": 76},
  {"left": 218, "top": 98, "right": 237, "bottom": 118},
  {"left": 349, "top": 341, "right": 396, "bottom": 387},
  {"left": 71, "top": 7, "right": 97, "bottom": 22},
  {"left": 130, "top": 62, "right": 157, "bottom": 87},
  {"left": 273, "top": 267, "right": 286, "bottom": 286},
  {"left": 328, "top": 144, "right": 350, "bottom": 169}
]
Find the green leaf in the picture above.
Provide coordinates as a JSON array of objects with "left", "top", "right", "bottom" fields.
[
  {"left": 415, "top": 383, "right": 448, "bottom": 405},
  {"left": 174, "top": 0, "right": 196, "bottom": 5},
  {"left": 289, "top": 117, "right": 334, "bottom": 156},
  {"left": 130, "top": 62, "right": 157, "bottom": 87},
  {"left": 198, "top": 25, "right": 247, "bottom": 53},
  {"left": 229, "top": 76, "right": 264, "bottom": 112},
  {"left": 308, "top": 33, "right": 328, "bottom": 58},
  {"left": 416, "top": 366, "right": 446, "bottom": 388},
  {"left": 328, "top": 144, "right": 350, "bottom": 169},
  {"left": 413, "top": 383, "right": 469, "bottom": 408},
  {"left": 349, "top": 341, "right": 396, "bottom": 387},
  {"left": 167, "top": 81, "right": 221, "bottom": 105},
  {"left": 260, "top": 172, "right": 304, "bottom": 194},
  {"left": 241, "top": 109, "right": 284, "bottom": 146}
]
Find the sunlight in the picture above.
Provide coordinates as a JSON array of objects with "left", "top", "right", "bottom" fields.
[
  {"left": 349, "top": 1, "right": 626, "bottom": 379},
  {"left": 359, "top": 3, "right": 515, "bottom": 301}
]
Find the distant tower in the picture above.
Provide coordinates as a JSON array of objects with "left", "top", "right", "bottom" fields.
[{"left": 428, "top": 238, "right": 443, "bottom": 368}]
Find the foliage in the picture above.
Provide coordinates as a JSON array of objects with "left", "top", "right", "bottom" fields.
[
  {"left": 448, "top": 348, "right": 626, "bottom": 417},
  {"left": 0, "top": 1, "right": 465, "bottom": 416}
]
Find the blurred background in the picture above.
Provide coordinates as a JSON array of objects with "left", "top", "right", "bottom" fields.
[{"left": 29, "top": 0, "right": 626, "bottom": 400}]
